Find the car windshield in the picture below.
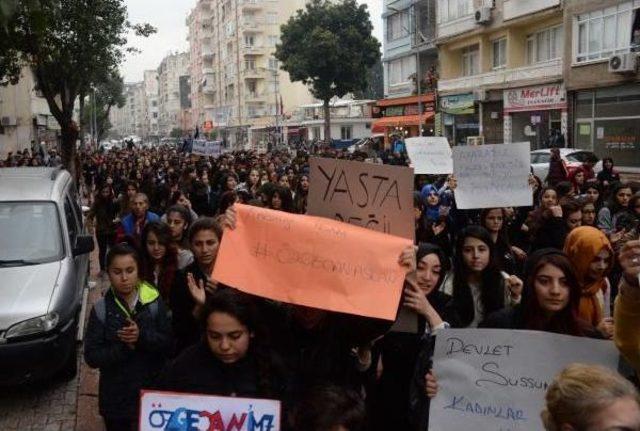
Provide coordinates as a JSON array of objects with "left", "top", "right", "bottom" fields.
[
  {"left": 0, "top": 202, "right": 64, "bottom": 265},
  {"left": 566, "top": 152, "right": 595, "bottom": 163}
]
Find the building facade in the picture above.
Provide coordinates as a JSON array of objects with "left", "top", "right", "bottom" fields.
[
  {"left": 143, "top": 70, "right": 160, "bottom": 141},
  {"left": 110, "top": 82, "right": 146, "bottom": 138},
  {"left": 187, "top": 0, "right": 315, "bottom": 149},
  {"left": 0, "top": 67, "right": 61, "bottom": 156},
  {"left": 158, "top": 52, "right": 190, "bottom": 137},
  {"left": 381, "top": 0, "right": 438, "bottom": 141},
  {"left": 564, "top": 0, "right": 640, "bottom": 170},
  {"left": 436, "top": 0, "right": 566, "bottom": 147}
]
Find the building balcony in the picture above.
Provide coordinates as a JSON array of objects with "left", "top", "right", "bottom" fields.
[
  {"left": 202, "top": 46, "right": 214, "bottom": 58},
  {"left": 242, "top": 68, "right": 263, "bottom": 79},
  {"left": 240, "top": 0, "right": 262, "bottom": 11},
  {"left": 202, "top": 67, "right": 214, "bottom": 75},
  {"left": 242, "top": 45, "right": 266, "bottom": 55},
  {"left": 241, "top": 18, "right": 264, "bottom": 32},
  {"left": 503, "top": 0, "right": 560, "bottom": 21},
  {"left": 245, "top": 91, "right": 268, "bottom": 103},
  {"left": 438, "top": 58, "right": 563, "bottom": 93},
  {"left": 436, "top": 14, "right": 476, "bottom": 41}
]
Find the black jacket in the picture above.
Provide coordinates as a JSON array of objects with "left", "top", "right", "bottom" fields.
[
  {"left": 84, "top": 289, "right": 173, "bottom": 420},
  {"left": 157, "top": 340, "right": 290, "bottom": 401}
]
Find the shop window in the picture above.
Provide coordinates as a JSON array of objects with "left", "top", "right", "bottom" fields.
[
  {"left": 594, "top": 84, "right": 640, "bottom": 118},
  {"left": 575, "top": 2, "right": 636, "bottom": 63},
  {"left": 492, "top": 38, "right": 507, "bottom": 69},
  {"left": 575, "top": 91, "right": 594, "bottom": 118},
  {"left": 461, "top": 45, "right": 479, "bottom": 76},
  {"left": 593, "top": 119, "right": 640, "bottom": 167}
]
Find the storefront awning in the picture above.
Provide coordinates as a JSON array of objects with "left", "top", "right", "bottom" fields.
[{"left": 372, "top": 112, "right": 435, "bottom": 131}]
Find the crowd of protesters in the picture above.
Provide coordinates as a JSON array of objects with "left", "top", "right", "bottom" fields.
[{"left": 65, "top": 142, "right": 640, "bottom": 431}]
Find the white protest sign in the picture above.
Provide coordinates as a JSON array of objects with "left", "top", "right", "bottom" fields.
[
  {"left": 192, "top": 140, "right": 222, "bottom": 157},
  {"left": 405, "top": 137, "right": 453, "bottom": 175},
  {"left": 428, "top": 329, "right": 619, "bottom": 431},
  {"left": 139, "top": 390, "right": 281, "bottom": 431},
  {"left": 453, "top": 142, "right": 532, "bottom": 209}
]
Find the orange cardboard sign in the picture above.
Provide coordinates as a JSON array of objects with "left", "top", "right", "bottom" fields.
[{"left": 212, "top": 204, "right": 413, "bottom": 320}]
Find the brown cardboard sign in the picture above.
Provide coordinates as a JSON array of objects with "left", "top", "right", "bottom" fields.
[{"left": 307, "top": 157, "right": 415, "bottom": 240}]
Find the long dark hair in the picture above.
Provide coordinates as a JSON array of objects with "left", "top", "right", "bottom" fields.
[
  {"left": 606, "top": 182, "right": 632, "bottom": 214},
  {"left": 520, "top": 250, "right": 587, "bottom": 336},
  {"left": 269, "top": 185, "right": 294, "bottom": 213},
  {"left": 200, "top": 290, "right": 285, "bottom": 398},
  {"left": 452, "top": 226, "right": 504, "bottom": 327},
  {"left": 166, "top": 204, "right": 193, "bottom": 248},
  {"left": 140, "top": 222, "right": 178, "bottom": 301},
  {"left": 417, "top": 242, "right": 450, "bottom": 296}
]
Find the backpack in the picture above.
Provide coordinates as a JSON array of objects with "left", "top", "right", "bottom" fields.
[{"left": 93, "top": 297, "right": 159, "bottom": 324}]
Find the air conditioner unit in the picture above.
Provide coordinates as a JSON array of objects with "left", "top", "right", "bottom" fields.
[
  {"left": 474, "top": 6, "right": 492, "bottom": 24},
  {"left": 1, "top": 116, "right": 16, "bottom": 126},
  {"left": 608, "top": 53, "right": 638, "bottom": 74}
]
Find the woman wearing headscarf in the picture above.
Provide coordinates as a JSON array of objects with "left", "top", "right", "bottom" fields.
[{"left": 563, "top": 226, "right": 614, "bottom": 338}]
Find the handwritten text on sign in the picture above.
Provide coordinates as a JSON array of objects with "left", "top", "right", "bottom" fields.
[
  {"left": 139, "top": 390, "right": 281, "bottom": 431},
  {"left": 428, "top": 329, "right": 619, "bottom": 431},
  {"left": 405, "top": 137, "right": 453, "bottom": 175},
  {"left": 212, "top": 204, "right": 412, "bottom": 320},
  {"left": 307, "top": 157, "right": 414, "bottom": 240},
  {"left": 453, "top": 142, "right": 532, "bottom": 209},
  {"left": 192, "top": 140, "right": 222, "bottom": 157}
]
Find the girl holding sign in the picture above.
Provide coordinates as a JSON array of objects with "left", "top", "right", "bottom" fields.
[{"left": 444, "top": 226, "right": 523, "bottom": 329}]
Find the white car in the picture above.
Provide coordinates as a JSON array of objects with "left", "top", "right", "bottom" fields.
[{"left": 530, "top": 148, "right": 603, "bottom": 180}]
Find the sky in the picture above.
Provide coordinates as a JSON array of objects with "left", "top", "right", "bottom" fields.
[{"left": 121, "top": 0, "right": 384, "bottom": 83}]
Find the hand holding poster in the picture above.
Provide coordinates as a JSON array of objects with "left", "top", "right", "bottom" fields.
[
  {"left": 453, "top": 142, "right": 532, "bottom": 209},
  {"left": 139, "top": 390, "right": 281, "bottom": 431},
  {"left": 307, "top": 157, "right": 414, "bottom": 240},
  {"left": 212, "top": 204, "right": 412, "bottom": 320},
  {"left": 428, "top": 329, "right": 619, "bottom": 431},
  {"left": 405, "top": 137, "right": 453, "bottom": 175}
]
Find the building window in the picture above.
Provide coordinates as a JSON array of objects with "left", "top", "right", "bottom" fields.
[
  {"left": 438, "top": 0, "right": 472, "bottom": 24},
  {"left": 526, "top": 25, "right": 563, "bottom": 64},
  {"left": 492, "top": 38, "right": 507, "bottom": 69},
  {"left": 312, "top": 126, "right": 321, "bottom": 139},
  {"left": 388, "top": 56, "right": 416, "bottom": 85},
  {"left": 575, "top": 2, "right": 638, "bottom": 63},
  {"left": 386, "top": 11, "right": 410, "bottom": 41},
  {"left": 266, "top": 12, "right": 277, "bottom": 24},
  {"left": 245, "top": 59, "right": 256, "bottom": 70},
  {"left": 268, "top": 58, "right": 278, "bottom": 70},
  {"left": 461, "top": 45, "right": 479, "bottom": 76},
  {"left": 340, "top": 126, "right": 353, "bottom": 140},
  {"left": 244, "top": 35, "right": 255, "bottom": 47},
  {"left": 268, "top": 35, "right": 279, "bottom": 47}
]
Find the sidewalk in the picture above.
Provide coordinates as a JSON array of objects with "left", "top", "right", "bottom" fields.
[{"left": 75, "top": 243, "right": 105, "bottom": 431}]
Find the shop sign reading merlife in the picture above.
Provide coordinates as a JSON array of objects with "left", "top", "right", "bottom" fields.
[{"left": 504, "top": 84, "right": 567, "bottom": 113}]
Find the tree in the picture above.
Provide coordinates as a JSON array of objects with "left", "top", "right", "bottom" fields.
[
  {"left": 81, "top": 71, "right": 125, "bottom": 141},
  {"left": 170, "top": 128, "right": 183, "bottom": 139},
  {"left": 354, "top": 58, "right": 384, "bottom": 100},
  {"left": 276, "top": 0, "right": 380, "bottom": 142},
  {"left": 0, "top": 0, "right": 155, "bottom": 174}
]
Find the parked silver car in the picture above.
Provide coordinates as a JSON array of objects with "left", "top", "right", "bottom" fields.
[{"left": 0, "top": 167, "right": 94, "bottom": 384}]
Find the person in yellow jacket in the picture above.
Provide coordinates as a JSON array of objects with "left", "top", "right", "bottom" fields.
[{"left": 614, "top": 239, "right": 640, "bottom": 374}]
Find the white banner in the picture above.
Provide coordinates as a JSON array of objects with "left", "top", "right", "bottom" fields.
[
  {"left": 453, "top": 142, "right": 532, "bottom": 209},
  {"left": 405, "top": 137, "right": 453, "bottom": 175},
  {"left": 192, "top": 140, "right": 222, "bottom": 157},
  {"left": 428, "top": 329, "right": 619, "bottom": 431},
  {"left": 139, "top": 390, "right": 281, "bottom": 431}
]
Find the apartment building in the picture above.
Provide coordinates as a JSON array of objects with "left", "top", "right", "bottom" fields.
[
  {"left": 143, "top": 70, "right": 160, "bottom": 141},
  {"left": 110, "top": 82, "right": 145, "bottom": 138},
  {"left": 379, "top": 0, "right": 438, "bottom": 140},
  {"left": 187, "top": 0, "right": 315, "bottom": 149},
  {"left": 158, "top": 52, "right": 190, "bottom": 137},
  {"left": 0, "top": 67, "right": 61, "bottom": 156},
  {"left": 436, "top": 0, "right": 566, "bottom": 147},
  {"left": 563, "top": 0, "right": 640, "bottom": 170}
]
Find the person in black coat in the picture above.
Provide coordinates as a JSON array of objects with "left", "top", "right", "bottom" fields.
[
  {"left": 158, "top": 289, "right": 290, "bottom": 401},
  {"left": 84, "top": 244, "right": 173, "bottom": 431},
  {"left": 480, "top": 248, "right": 600, "bottom": 338},
  {"left": 170, "top": 217, "right": 226, "bottom": 354},
  {"left": 370, "top": 243, "right": 457, "bottom": 431}
]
